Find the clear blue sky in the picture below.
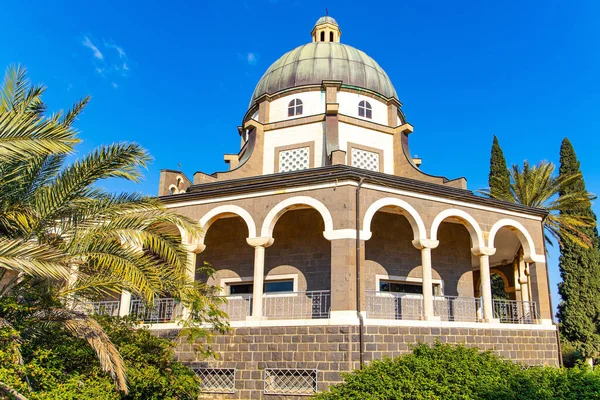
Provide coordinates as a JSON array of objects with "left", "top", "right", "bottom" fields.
[{"left": 2, "top": 0, "right": 599, "bottom": 315}]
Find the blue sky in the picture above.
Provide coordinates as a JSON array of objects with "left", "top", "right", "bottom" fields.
[{"left": 2, "top": 0, "right": 599, "bottom": 313}]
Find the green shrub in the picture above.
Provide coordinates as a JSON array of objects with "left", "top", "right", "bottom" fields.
[
  {"left": 315, "top": 343, "right": 600, "bottom": 400},
  {"left": 0, "top": 317, "right": 199, "bottom": 400}
]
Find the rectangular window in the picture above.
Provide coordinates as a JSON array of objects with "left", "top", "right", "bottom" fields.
[
  {"left": 228, "top": 283, "right": 253, "bottom": 295},
  {"left": 264, "top": 369, "right": 317, "bottom": 395},
  {"left": 227, "top": 279, "right": 295, "bottom": 295},
  {"left": 279, "top": 147, "right": 310, "bottom": 173},
  {"left": 192, "top": 367, "right": 236, "bottom": 394},
  {"left": 380, "top": 280, "right": 441, "bottom": 296},
  {"left": 351, "top": 148, "right": 380, "bottom": 172},
  {"left": 265, "top": 280, "right": 294, "bottom": 293}
]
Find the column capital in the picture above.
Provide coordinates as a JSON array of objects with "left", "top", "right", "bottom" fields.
[
  {"left": 246, "top": 237, "right": 274, "bottom": 248},
  {"left": 471, "top": 246, "right": 496, "bottom": 257},
  {"left": 182, "top": 242, "right": 205, "bottom": 254},
  {"left": 412, "top": 238, "right": 439, "bottom": 250}
]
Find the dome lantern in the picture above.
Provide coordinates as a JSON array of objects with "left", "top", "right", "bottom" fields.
[{"left": 311, "top": 16, "right": 341, "bottom": 43}]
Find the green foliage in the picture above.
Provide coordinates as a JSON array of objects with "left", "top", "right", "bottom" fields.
[
  {"left": 556, "top": 138, "right": 600, "bottom": 359},
  {"left": 0, "top": 315, "right": 199, "bottom": 400},
  {"left": 490, "top": 273, "right": 509, "bottom": 299},
  {"left": 488, "top": 135, "right": 511, "bottom": 200},
  {"left": 0, "top": 64, "right": 228, "bottom": 394},
  {"left": 483, "top": 159, "right": 596, "bottom": 249},
  {"left": 315, "top": 343, "right": 600, "bottom": 400}
]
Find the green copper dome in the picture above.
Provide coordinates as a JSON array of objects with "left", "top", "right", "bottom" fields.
[{"left": 249, "top": 42, "right": 398, "bottom": 106}]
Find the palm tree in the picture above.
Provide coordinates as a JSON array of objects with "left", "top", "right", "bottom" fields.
[
  {"left": 0, "top": 65, "right": 226, "bottom": 396},
  {"left": 483, "top": 160, "right": 596, "bottom": 248}
]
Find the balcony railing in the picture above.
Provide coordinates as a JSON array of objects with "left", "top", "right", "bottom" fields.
[
  {"left": 433, "top": 296, "right": 481, "bottom": 322},
  {"left": 263, "top": 291, "right": 330, "bottom": 319},
  {"left": 365, "top": 291, "right": 424, "bottom": 320},
  {"left": 493, "top": 299, "right": 539, "bottom": 324},
  {"left": 90, "top": 300, "right": 121, "bottom": 317},
  {"left": 220, "top": 294, "right": 252, "bottom": 321},
  {"left": 130, "top": 298, "right": 181, "bottom": 323}
]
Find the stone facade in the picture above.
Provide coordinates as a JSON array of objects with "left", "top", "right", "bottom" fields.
[
  {"left": 161, "top": 324, "right": 559, "bottom": 399},
  {"left": 138, "top": 15, "right": 563, "bottom": 400}
]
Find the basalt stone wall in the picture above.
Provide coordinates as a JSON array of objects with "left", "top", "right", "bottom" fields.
[{"left": 157, "top": 325, "right": 559, "bottom": 400}]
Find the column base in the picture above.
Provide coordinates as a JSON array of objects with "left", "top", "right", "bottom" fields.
[
  {"left": 330, "top": 310, "right": 360, "bottom": 324},
  {"left": 246, "top": 315, "right": 264, "bottom": 321},
  {"left": 424, "top": 315, "right": 441, "bottom": 322}
]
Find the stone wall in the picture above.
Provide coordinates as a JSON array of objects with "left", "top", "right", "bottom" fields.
[{"left": 163, "top": 324, "right": 559, "bottom": 400}]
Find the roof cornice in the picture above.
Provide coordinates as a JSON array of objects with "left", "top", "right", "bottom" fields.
[{"left": 158, "top": 165, "right": 548, "bottom": 218}]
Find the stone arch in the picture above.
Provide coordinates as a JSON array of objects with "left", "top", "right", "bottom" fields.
[
  {"left": 260, "top": 196, "right": 334, "bottom": 238},
  {"left": 488, "top": 219, "right": 538, "bottom": 263},
  {"left": 362, "top": 197, "right": 426, "bottom": 241},
  {"left": 199, "top": 205, "right": 257, "bottom": 243},
  {"left": 430, "top": 209, "right": 485, "bottom": 250}
]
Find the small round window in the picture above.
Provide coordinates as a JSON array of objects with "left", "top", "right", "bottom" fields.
[
  {"left": 288, "top": 99, "right": 303, "bottom": 117},
  {"left": 358, "top": 100, "right": 372, "bottom": 119}
]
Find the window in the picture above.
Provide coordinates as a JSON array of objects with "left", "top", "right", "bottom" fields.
[
  {"left": 265, "top": 280, "right": 293, "bottom": 293},
  {"left": 329, "top": 31, "right": 334, "bottom": 42},
  {"left": 358, "top": 100, "right": 372, "bottom": 119},
  {"left": 351, "top": 147, "right": 380, "bottom": 172},
  {"left": 320, "top": 31, "right": 325, "bottom": 42},
  {"left": 278, "top": 146, "right": 310, "bottom": 172},
  {"left": 228, "top": 283, "right": 253, "bottom": 295},
  {"left": 192, "top": 367, "right": 236, "bottom": 394},
  {"left": 264, "top": 369, "right": 317, "bottom": 395},
  {"left": 379, "top": 280, "right": 442, "bottom": 296},
  {"left": 287, "top": 98, "right": 303, "bottom": 117},
  {"left": 226, "top": 279, "right": 294, "bottom": 295}
]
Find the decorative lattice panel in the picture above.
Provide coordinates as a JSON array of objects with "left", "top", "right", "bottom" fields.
[
  {"left": 351, "top": 148, "right": 380, "bottom": 172},
  {"left": 279, "top": 147, "right": 310, "bottom": 173},
  {"left": 192, "top": 367, "right": 236, "bottom": 394},
  {"left": 264, "top": 369, "right": 317, "bottom": 396}
]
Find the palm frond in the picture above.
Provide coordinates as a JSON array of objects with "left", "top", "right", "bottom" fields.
[
  {"left": 0, "top": 238, "right": 69, "bottom": 279},
  {"left": 30, "top": 308, "right": 128, "bottom": 393}
]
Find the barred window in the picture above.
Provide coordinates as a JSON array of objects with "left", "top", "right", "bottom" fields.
[
  {"left": 192, "top": 367, "right": 236, "bottom": 394},
  {"left": 264, "top": 369, "right": 317, "bottom": 395},
  {"left": 351, "top": 148, "right": 380, "bottom": 172},
  {"left": 279, "top": 147, "right": 310, "bottom": 172}
]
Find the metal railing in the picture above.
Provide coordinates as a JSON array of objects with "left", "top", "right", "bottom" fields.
[
  {"left": 263, "top": 291, "right": 330, "bottom": 319},
  {"left": 365, "top": 291, "right": 424, "bottom": 320},
  {"left": 220, "top": 294, "right": 252, "bottom": 321},
  {"left": 433, "top": 296, "right": 481, "bottom": 322},
  {"left": 90, "top": 300, "right": 121, "bottom": 317},
  {"left": 130, "top": 297, "right": 180, "bottom": 323},
  {"left": 493, "top": 299, "right": 539, "bottom": 324}
]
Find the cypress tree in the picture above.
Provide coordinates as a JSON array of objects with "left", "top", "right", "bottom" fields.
[
  {"left": 488, "top": 135, "right": 511, "bottom": 199},
  {"left": 556, "top": 137, "right": 600, "bottom": 366}
]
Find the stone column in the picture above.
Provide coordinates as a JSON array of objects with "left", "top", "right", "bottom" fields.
[
  {"left": 329, "top": 237, "right": 358, "bottom": 315},
  {"left": 119, "top": 291, "right": 131, "bottom": 317},
  {"left": 246, "top": 237, "right": 274, "bottom": 320},
  {"left": 473, "top": 247, "right": 496, "bottom": 322},
  {"left": 181, "top": 243, "right": 205, "bottom": 320},
  {"left": 413, "top": 239, "right": 439, "bottom": 320}
]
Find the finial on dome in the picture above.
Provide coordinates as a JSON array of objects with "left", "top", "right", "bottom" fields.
[{"left": 311, "top": 16, "right": 341, "bottom": 43}]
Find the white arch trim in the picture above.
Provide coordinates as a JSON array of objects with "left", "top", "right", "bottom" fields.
[
  {"left": 199, "top": 205, "right": 257, "bottom": 241},
  {"left": 362, "top": 197, "right": 427, "bottom": 241},
  {"left": 430, "top": 209, "right": 485, "bottom": 250},
  {"left": 260, "top": 196, "right": 334, "bottom": 238},
  {"left": 488, "top": 218, "right": 541, "bottom": 263}
]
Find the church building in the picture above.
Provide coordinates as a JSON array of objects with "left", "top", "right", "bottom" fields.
[{"left": 133, "top": 16, "right": 557, "bottom": 398}]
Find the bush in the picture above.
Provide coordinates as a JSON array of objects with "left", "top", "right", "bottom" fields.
[
  {"left": 315, "top": 343, "right": 600, "bottom": 400},
  {"left": 0, "top": 317, "right": 199, "bottom": 400}
]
